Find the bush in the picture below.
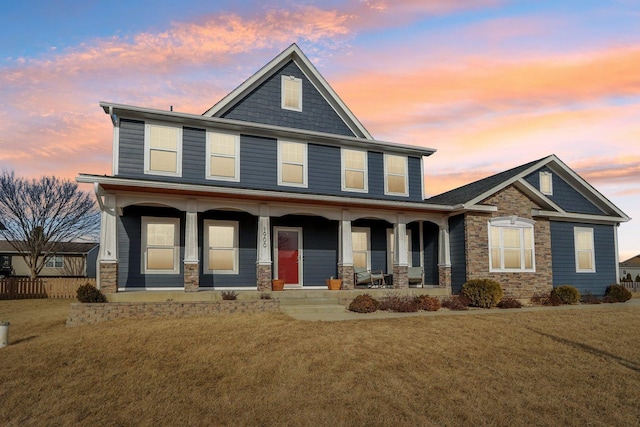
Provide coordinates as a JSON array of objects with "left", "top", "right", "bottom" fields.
[
  {"left": 580, "top": 292, "right": 602, "bottom": 304},
  {"left": 414, "top": 295, "right": 441, "bottom": 311},
  {"left": 348, "top": 294, "right": 380, "bottom": 313},
  {"left": 496, "top": 297, "right": 522, "bottom": 309},
  {"left": 379, "top": 293, "right": 419, "bottom": 312},
  {"left": 76, "top": 283, "right": 108, "bottom": 303},
  {"left": 221, "top": 290, "right": 238, "bottom": 300},
  {"left": 604, "top": 284, "right": 632, "bottom": 303},
  {"left": 441, "top": 295, "right": 470, "bottom": 311},
  {"left": 461, "top": 279, "right": 503, "bottom": 308},
  {"left": 551, "top": 285, "right": 581, "bottom": 305}
]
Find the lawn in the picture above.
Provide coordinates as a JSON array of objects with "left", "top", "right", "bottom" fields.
[{"left": 1, "top": 299, "right": 639, "bottom": 426}]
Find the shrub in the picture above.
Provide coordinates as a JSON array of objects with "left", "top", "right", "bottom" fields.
[
  {"left": 221, "top": 290, "right": 238, "bottom": 300},
  {"left": 496, "top": 297, "right": 522, "bottom": 309},
  {"left": 461, "top": 279, "right": 503, "bottom": 308},
  {"left": 441, "top": 295, "right": 470, "bottom": 311},
  {"left": 414, "top": 295, "right": 441, "bottom": 311},
  {"left": 348, "top": 294, "right": 380, "bottom": 313},
  {"left": 551, "top": 285, "right": 581, "bottom": 305},
  {"left": 76, "top": 283, "right": 108, "bottom": 303},
  {"left": 580, "top": 292, "right": 602, "bottom": 304},
  {"left": 259, "top": 292, "right": 272, "bottom": 300},
  {"left": 604, "top": 284, "right": 632, "bottom": 303},
  {"left": 379, "top": 293, "right": 419, "bottom": 312},
  {"left": 530, "top": 292, "right": 548, "bottom": 306}
]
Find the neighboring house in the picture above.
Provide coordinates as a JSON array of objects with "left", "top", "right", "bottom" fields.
[
  {"left": 620, "top": 255, "right": 640, "bottom": 281},
  {"left": 0, "top": 241, "right": 99, "bottom": 278},
  {"left": 78, "top": 44, "right": 629, "bottom": 296}
]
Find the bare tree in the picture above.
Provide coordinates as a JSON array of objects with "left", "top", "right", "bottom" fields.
[{"left": 0, "top": 171, "right": 99, "bottom": 278}]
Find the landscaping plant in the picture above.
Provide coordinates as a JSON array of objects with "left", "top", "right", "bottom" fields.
[
  {"left": 461, "top": 278, "right": 503, "bottom": 308},
  {"left": 348, "top": 294, "right": 380, "bottom": 313},
  {"left": 550, "top": 285, "right": 580, "bottom": 305},
  {"left": 496, "top": 297, "right": 523, "bottom": 309},
  {"left": 76, "top": 283, "right": 108, "bottom": 303},
  {"left": 604, "top": 284, "right": 632, "bottom": 303},
  {"left": 414, "top": 295, "right": 441, "bottom": 311},
  {"left": 221, "top": 290, "right": 238, "bottom": 300}
]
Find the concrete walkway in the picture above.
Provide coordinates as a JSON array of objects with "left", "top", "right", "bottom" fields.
[{"left": 287, "top": 297, "right": 640, "bottom": 322}]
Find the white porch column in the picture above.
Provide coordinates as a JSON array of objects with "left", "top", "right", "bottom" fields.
[
  {"left": 183, "top": 199, "right": 199, "bottom": 292},
  {"left": 98, "top": 194, "right": 118, "bottom": 293},
  {"left": 393, "top": 214, "right": 409, "bottom": 288},
  {"left": 438, "top": 217, "right": 452, "bottom": 290},
  {"left": 338, "top": 210, "right": 354, "bottom": 289},
  {"left": 256, "top": 204, "right": 272, "bottom": 291},
  {"left": 419, "top": 220, "right": 424, "bottom": 268}
]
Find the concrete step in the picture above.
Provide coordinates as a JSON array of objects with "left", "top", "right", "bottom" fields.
[{"left": 279, "top": 304, "right": 347, "bottom": 315}]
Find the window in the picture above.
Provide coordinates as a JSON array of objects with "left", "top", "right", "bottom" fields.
[
  {"left": 341, "top": 148, "right": 368, "bottom": 192},
  {"left": 45, "top": 255, "right": 64, "bottom": 268},
  {"left": 384, "top": 154, "right": 408, "bottom": 196},
  {"left": 281, "top": 75, "right": 302, "bottom": 111},
  {"left": 144, "top": 123, "right": 182, "bottom": 176},
  {"left": 540, "top": 171, "right": 553, "bottom": 195},
  {"left": 278, "top": 140, "right": 307, "bottom": 187},
  {"left": 142, "top": 217, "right": 180, "bottom": 274},
  {"left": 207, "top": 131, "right": 239, "bottom": 181},
  {"left": 351, "top": 227, "right": 371, "bottom": 270},
  {"left": 488, "top": 217, "right": 535, "bottom": 272},
  {"left": 205, "top": 220, "right": 239, "bottom": 274},
  {"left": 575, "top": 227, "right": 595, "bottom": 272},
  {"left": 387, "top": 229, "right": 412, "bottom": 273}
]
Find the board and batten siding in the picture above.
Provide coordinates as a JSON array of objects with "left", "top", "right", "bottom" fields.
[
  {"left": 448, "top": 214, "right": 466, "bottom": 293},
  {"left": 549, "top": 221, "right": 617, "bottom": 295}
]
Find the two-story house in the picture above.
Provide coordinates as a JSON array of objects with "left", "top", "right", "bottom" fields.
[{"left": 78, "top": 44, "right": 629, "bottom": 297}]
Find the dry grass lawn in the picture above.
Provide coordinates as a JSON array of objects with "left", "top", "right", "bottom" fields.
[{"left": 1, "top": 299, "right": 639, "bottom": 426}]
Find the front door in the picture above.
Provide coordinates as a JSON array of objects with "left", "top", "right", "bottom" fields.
[{"left": 274, "top": 227, "right": 303, "bottom": 288}]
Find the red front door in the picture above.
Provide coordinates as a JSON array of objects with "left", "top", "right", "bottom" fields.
[{"left": 276, "top": 228, "right": 301, "bottom": 286}]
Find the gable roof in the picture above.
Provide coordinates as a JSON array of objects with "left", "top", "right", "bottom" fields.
[
  {"left": 428, "top": 154, "right": 630, "bottom": 223},
  {"left": 0, "top": 241, "right": 98, "bottom": 254},
  {"left": 202, "top": 43, "right": 373, "bottom": 140},
  {"left": 620, "top": 255, "right": 640, "bottom": 267}
]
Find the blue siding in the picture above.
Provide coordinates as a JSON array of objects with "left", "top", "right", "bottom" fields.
[
  {"left": 422, "top": 221, "right": 439, "bottom": 286},
  {"left": 449, "top": 214, "right": 466, "bottom": 293},
  {"left": 117, "top": 119, "right": 145, "bottom": 178},
  {"left": 118, "top": 206, "right": 185, "bottom": 289},
  {"left": 550, "top": 221, "right": 617, "bottom": 295},
  {"left": 183, "top": 127, "right": 206, "bottom": 183},
  {"left": 524, "top": 167, "right": 604, "bottom": 215},
  {"left": 221, "top": 61, "right": 356, "bottom": 137}
]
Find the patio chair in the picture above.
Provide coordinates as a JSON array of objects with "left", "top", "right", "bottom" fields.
[
  {"left": 354, "top": 267, "right": 385, "bottom": 288},
  {"left": 408, "top": 266, "right": 424, "bottom": 288}
]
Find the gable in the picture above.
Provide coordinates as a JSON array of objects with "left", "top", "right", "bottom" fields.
[{"left": 220, "top": 60, "right": 356, "bottom": 137}]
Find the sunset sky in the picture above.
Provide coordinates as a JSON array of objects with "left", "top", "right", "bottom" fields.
[{"left": 1, "top": 0, "right": 638, "bottom": 261}]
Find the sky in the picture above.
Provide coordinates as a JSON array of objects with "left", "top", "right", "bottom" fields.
[{"left": 0, "top": 0, "right": 639, "bottom": 261}]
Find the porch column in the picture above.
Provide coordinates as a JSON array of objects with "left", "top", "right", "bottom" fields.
[
  {"left": 99, "top": 194, "right": 118, "bottom": 293},
  {"left": 184, "top": 199, "right": 199, "bottom": 292},
  {"left": 438, "top": 217, "right": 452, "bottom": 292},
  {"left": 393, "top": 214, "right": 409, "bottom": 288},
  {"left": 337, "top": 210, "right": 353, "bottom": 289},
  {"left": 256, "top": 204, "right": 272, "bottom": 291}
]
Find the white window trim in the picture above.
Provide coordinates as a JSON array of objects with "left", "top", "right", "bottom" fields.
[
  {"left": 383, "top": 154, "right": 409, "bottom": 197},
  {"left": 204, "top": 220, "right": 239, "bottom": 274},
  {"left": 143, "top": 122, "right": 183, "bottom": 177},
  {"left": 574, "top": 227, "right": 596, "bottom": 273},
  {"left": 540, "top": 171, "right": 553, "bottom": 195},
  {"left": 141, "top": 216, "right": 180, "bottom": 275},
  {"left": 277, "top": 140, "right": 308, "bottom": 188},
  {"left": 45, "top": 255, "right": 64, "bottom": 268},
  {"left": 341, "top": 148, "right": 368, "bottom": 193},
  {"left": 281, "top": 75, "right": 302, "bottom": 112},
  {"left": 206, "top": 130, "right": 240, "bottom": 182},
  {"left": 488, "top": 216, "right": 536, "bottom": 273},
  {"left": 387, "top": 229, "right": 412, "bottom": 273},
  {"left": 352, "top": 227, "right": 371, "bottom": 270}
]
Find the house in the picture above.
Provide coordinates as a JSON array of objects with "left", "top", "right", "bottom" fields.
[
  {"left": 0, "top": 240, "right": 99, "bottom": 278},
  {"left": 620, "top": 255, "right": 640, "bottom": 281},
  {"left": 77, "top": 43, "right": 629, "bottom": 297}
]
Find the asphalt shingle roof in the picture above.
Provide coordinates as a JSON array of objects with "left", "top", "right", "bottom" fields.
[{"left": 0, "top": 241, "right": 98, "bottom": 254}]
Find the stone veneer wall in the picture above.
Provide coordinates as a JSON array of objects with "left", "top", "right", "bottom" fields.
[
  {"left": 393, "top": 265, "right": 409, "bottom": 288},
  {"left": 256, "top": 264, "right": 272, "bottom": 291},
  {"left": 465, "top": 186, "right": 553, "bottom": 299},
  {"left": 338, "top": 265, "right": 354, "bottom": 289},
  {"left": 66, "top": 300, "right": 280, "bottom": 327},
  {"left": 184, "top": 263, "right": 199, "bottom": 292},
  {"left": 99, "top": 262, "right": 118, "bottom": 293},
  {"left": 438, "top": 265, "right": 451, "bottom": 291}
]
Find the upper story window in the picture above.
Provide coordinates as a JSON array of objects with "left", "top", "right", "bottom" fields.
[
  {"left": 141, "top": 217, "right": 180, "bottom": 274},
  {"left": 144, "top": 123, "right": 182, "bottom": 177},
  {"left": 45, "top": 255, "right": 64, "bottom": 268},
  {"left": 205, "top": 220, "right": 239, "bottom": 274},
  {"left": 574, "top": 227, "right": 595, "bottom": 273},
  {"left": 281, "top": 75, "right": 302, "bottom": 111},
  {"left": 540, "top": 171, "right": 553, "bottom": 195},
  {"left": 384, "top": 154, "right": 408, "bottom": 196},
  {"left": 206, "top": 131, "right": 239, "bottom": 182},
  {"left": 341, "top": 148, "right": 368, "bottom": 192},
  {"left": 278, "top": 140, "right": 307, "bottom": 188},
  {"left": 489, "top": 216, "right": 535, "bottom": 272}
]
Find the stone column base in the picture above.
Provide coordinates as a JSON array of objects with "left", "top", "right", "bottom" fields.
[
  {"left": 99, "top": 262, "right": 118, "bottom": 293},
  {"left": 338, "top": 265, "right": 354, "bottom": 290},
  {"left": 393, "top": 265, "right": 409, "bottom": 288},
  {"left": 257, "top": 263, "right": 272, "bottom": 291},
  {"left": 184, "top": 262, "right": 199, "bottom": 292},
  {"left": 438, "top": 265, "right": 452, "bottom": 291}
]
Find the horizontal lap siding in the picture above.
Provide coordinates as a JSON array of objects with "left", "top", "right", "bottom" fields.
[
  {"left": 550, "top": 221, "right": 617, "bottom": 295},
  {"left": 183, "top": 127, "right": 206, "bottom": 183},
  {"left": 118, "top": 119, "right": 145, "bottom": 177}
]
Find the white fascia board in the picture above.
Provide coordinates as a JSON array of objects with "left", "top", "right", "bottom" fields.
[
  {"left": 76, "top": 174, "right": 454, "bottom": 213},
  {"left": 532, "top": 209, "right": 629, "bottom": 224},
  {"left": 513, "top": 179, "right": 565, "bottom": 212},
  {"left": 98, "top": 101, "right": 436, "bottom": 157}
]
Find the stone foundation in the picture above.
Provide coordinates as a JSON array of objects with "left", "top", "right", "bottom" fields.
[
  {"left": 256, "top": 263, "right": 272, "bottom": 291},
  {"left": 99, "top": 262, "right": 118, "bottom": 293},
  {"left": 338, "top": 265, "right": 354, "bottom": 289},
  {"left": 393, "top": 265, "right": 409, "bottom": 288},
  {"left": 438, "top": 265, "right": 452, "bottom": 290},
  {"left": 184, "top": 262, "right": 199, "bottom": 292}
]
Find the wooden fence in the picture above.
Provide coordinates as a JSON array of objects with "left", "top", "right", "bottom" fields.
[
  {"left": 621, "top": 280, "right": 640, "bottom": 293},
  {"left": 0, "top": 278, "right": 95, "bottom": 300}
]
